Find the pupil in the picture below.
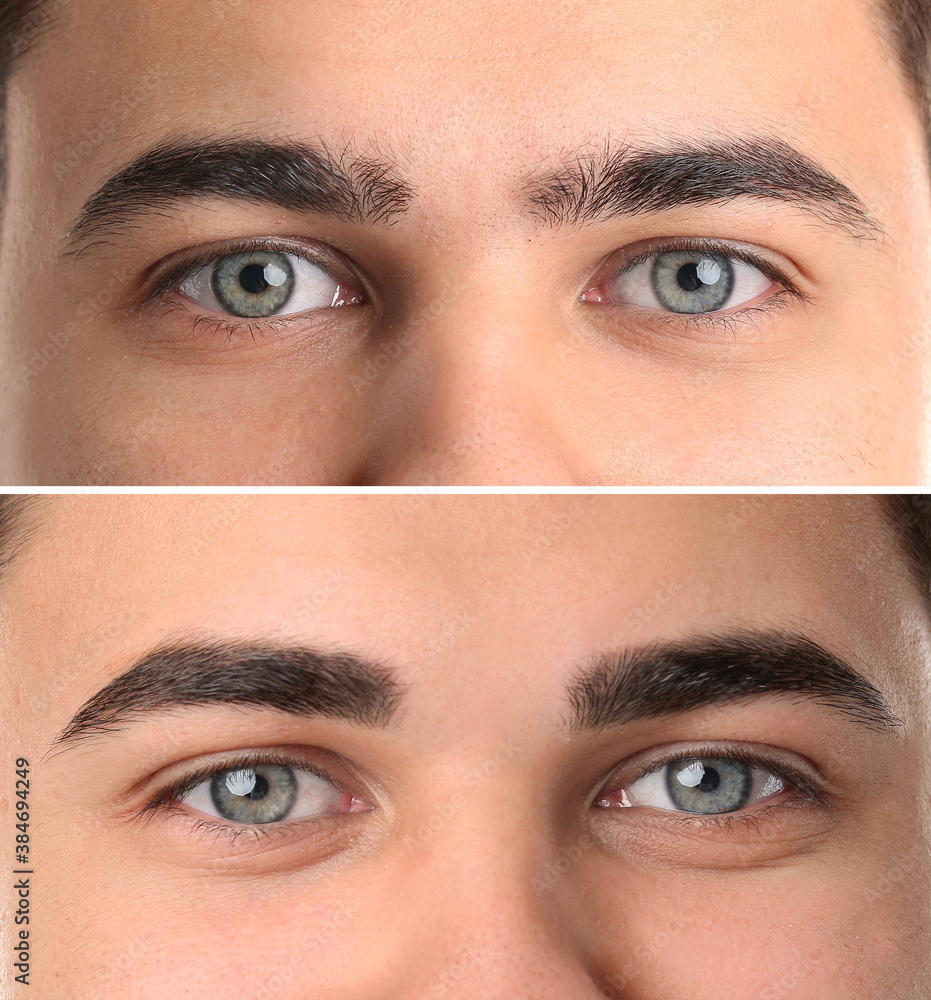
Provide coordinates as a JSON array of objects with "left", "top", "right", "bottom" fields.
[
  {"left": 696, "top": 767, "right": 720, "bottom": 793},
  {"left": 239, "top": 263, "right": 270, "bottom": 295},
  {"left": 246, "top": 773, "right": 269, "bottom": 800},
  {"left": 677, "top": 262, "right": 703, "bottom": 292}
]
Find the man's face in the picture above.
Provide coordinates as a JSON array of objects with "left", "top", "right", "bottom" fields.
[
  {"left": 1, "top": 495, "right": 930, "bottom": 997},
  {"left": 0, "top": 0, "right": 929, "bottom": 485}
]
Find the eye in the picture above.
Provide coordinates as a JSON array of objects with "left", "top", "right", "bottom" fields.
[
  {"left": 597, "top": 755, "right": 788, "bottom": 815},
  {"left": 178, "top": 762, "right": 368, "bottom": 825},
  {"left": 178, "top": 249, "right": 362, "bottom": 319},
  {"left": 583, "top": 249, "right": 775, "bottom": 315}
]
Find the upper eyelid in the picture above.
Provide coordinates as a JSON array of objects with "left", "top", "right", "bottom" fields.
[
  {"left": 141, "top": 237, "right": 350, "bottom": 304},
  {"left": 600, "top": 238, "right": 801, "bottom": 294},
  {"left": 143, "top": 236, "right": 799, "bottom": 313},
  {"left": 634, "top": 752, "right": 787, "bottom": 784},
  {"left": 142, "top": 751, "right": 340, "bottom": 814},
  {"left": 146, "top": 235, "right": 789, "bottom": 286},
  {"left": 603, "top": 742, "right": 828, "bottom": 803}
]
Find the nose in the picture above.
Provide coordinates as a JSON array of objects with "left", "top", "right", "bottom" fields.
[
  {"left": 358, "top": 281, "right": 588, "bottom": 486},
  {"left": 385, "top": 816, "right": 612, "bottom": 1000}
]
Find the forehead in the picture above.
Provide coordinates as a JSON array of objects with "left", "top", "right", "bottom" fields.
[
  {"left": 4, "top": 496, "right": 929, "bottom": 753},
  {"left": 10, "top": 0, "right": 921, "bottom": 229},
  {"left": 29, "top": 0, "right": 894, "bottom": 125},
  {"left": 1, "top": 494, "right": 912, "bottom": 655}
]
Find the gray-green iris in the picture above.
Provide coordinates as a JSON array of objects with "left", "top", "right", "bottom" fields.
[
  {"left": 665, "top": 757, "right": 753, "bottom": 814},
  {"left": 210, "top": 764, "right": 298, "bottom": 823},
  {"left": 211, "top": 251, "right": 295, "bottom": 317},
  {"left": 651, "top": 251, "right": 734, "bottom": 314}
]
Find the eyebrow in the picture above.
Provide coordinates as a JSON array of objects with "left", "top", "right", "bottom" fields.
[
  {"left": 65, "top": 132, "right": 881, "bottom": 258},
  {"left": 64, "top": 136, "right": 414, "bottom": 255},
  {"left": 526, "top": 137, "right": 881, "bottom": 240},
  {"left": 53, "top": 639, "right": 404, "bottom": 748},
  {"left": 566, "top": 630, "right": 901, "bottom": 733}
]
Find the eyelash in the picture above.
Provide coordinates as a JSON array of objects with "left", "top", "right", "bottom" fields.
[
  {"left": 614, "top": 239, "right": 799, "bottom": 293},
  {"left": 142, "top": 238, "right": 355, "bottom": 345},
  {"left": 144, "top": 236, "right": 801, "bottom": 345},
  {"left": 596, "top": 237, "right": 804, "bottom": 334},
  {"left": 606, "top": 743, "right": 828, "bottom": 830},
  {"left": 140, "top": 751, "right": 341, "bottom": 843},
  {"left": 141, "top": 742, "right": 824, "bottom": 851}
]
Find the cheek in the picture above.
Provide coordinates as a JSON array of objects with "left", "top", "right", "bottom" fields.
[
  {"left": 42, "top": 875, "right": 354, "bottom": 1000},
  {"left": 35, "top": 357, "right": 371, "bottom": 486},
  {"left": 590, "top": 871, "right": 915, "bottom": 997}
]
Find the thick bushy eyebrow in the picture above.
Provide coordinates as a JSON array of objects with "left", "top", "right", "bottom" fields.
[
  {"left": 64, "top": 136, "right": 414, "bottom": 255},
  {"left": 526, "top": 137, "right": 881, "bottom": 239},
  {"left": 567, "top": 630, "right": 901, "bottom": 733},
  {"left": 54, "top": 639, "right": 404, "bottom": 747},
  {"left": 64, "top": 132, "right": 880, "bottom": 258}
]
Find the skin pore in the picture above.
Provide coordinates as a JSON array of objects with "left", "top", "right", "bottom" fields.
[
  {"left": 0, "top": 0, "right": 930, "bottom": 485},
  {"left": 1, "top": 495, "right": 930, "bottom": 997}
]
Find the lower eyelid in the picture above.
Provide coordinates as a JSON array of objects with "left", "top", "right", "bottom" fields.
[
  {"left": 154, "top": 808, "right": 358, "bottom": 865},
  {"left": 626, "top": 288, "right": 802, "bottom": 342},
  {"left": 137, "top": 295, "right": 346, "bottom": 352}
]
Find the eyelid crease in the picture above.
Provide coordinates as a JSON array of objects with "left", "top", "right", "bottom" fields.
[
  {"left": 607, "top": 743, "right": 830, "bottom": 809},
  {"left": 138, "top": 236, "right": 357, "bottom": 308},
  {"left": 139, "top": 750, "right": 342, "bottom": 819},
  {"left": 599, "top": 237, "right": 803, "bottom": 297}
]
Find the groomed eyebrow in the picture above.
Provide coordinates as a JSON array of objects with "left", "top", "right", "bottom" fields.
[
  {"left": 54, "top": 639, "right": 404, "bottom": 748},
  {"left": 64, "top": 136, "right": 414, "bottom": 255},
  {"left": 567, "top": 630, "right": 901, "bottom": 733},
  {"left": 526, "top": 137, "right": 882, "bottom": 240}
]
